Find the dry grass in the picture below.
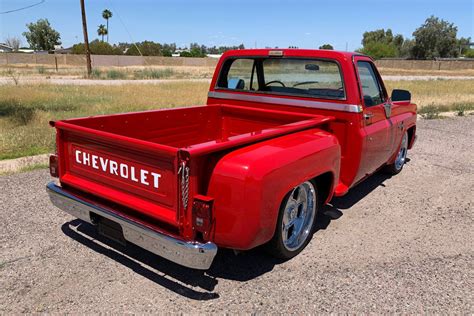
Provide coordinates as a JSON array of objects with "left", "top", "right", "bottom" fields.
[
  {"left": 385, "top": 79, "right": 474, "bottom": 109},
  {"left": 3, "top": 63, "right": 474, "bottom": 80},
  {"left": 0, "top": 82, "right": 209, "bottom": 159},
  {"left": 1, "top": 79, "right": 472, "bottom": 160},
  {"left": 0, "top": 64, "right": 215, "bottom": 80},
  {"left": 379, "top": 67, "right": 474, "bottom": 77}
]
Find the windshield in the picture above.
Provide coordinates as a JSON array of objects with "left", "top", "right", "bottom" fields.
[{"left": 217, "top": 57, "right": 345, "bottom": 100}]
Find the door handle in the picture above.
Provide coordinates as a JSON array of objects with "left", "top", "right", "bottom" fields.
[{"left": 363, "top": 113, "right": 374, "bottom": 120}]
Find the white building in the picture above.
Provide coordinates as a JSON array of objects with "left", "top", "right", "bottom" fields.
[{"left": 0, "top": 43, "right": 13, "bottom": 53}]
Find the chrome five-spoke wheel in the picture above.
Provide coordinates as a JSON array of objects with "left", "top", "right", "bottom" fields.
[
  {"left": 281, "top": 182, "right": 317, "bottom": 251},
  {"left": 267, "top": 181, "right": 318, "bottom": 259},
  {"left": 394, "top": 132, "right": 408, "bottom": 171},
  {"left": 385, "top": 130, "right": 409, "bottom": 175}
]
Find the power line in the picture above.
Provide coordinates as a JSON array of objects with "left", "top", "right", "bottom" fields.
[
  {"left": 106, "top": 0, "right": 144, "bottom": 58},
  {"left": 0, "top": 0, "right": 46, "bottom": 14}
]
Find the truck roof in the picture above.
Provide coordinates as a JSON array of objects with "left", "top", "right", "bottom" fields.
[{"left": 221, "top": 48, "right": 366, "bottom": 60}]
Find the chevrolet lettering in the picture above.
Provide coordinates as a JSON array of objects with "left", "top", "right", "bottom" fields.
[
  {"left": 47, "top": 49, "right": 417, "bottom": 270},
  {"left": 74, "top": 149, "right": 162, "bottom": 189}
]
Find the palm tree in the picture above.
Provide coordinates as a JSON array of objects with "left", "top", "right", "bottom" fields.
[
  {"left": 102, "top": 9, "right": 112, "bottom": 43},
  {"left": 97, "top": 24, "right": 107, "bottom": 42}
]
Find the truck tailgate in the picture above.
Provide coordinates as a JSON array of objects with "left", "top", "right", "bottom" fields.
[{"left": 55, "top": 121, "right": 180, "bottom": 226}]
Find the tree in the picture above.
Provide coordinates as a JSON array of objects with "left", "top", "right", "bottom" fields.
[
  {"left": 362, "top": 29, "right": 394, "bottom": 47},
  {"left": 97, "top": 24, "right": 107, "bottom": 42},
  {"left": 399, "top": 39, "right": 415, "bottom": 58},
  {"left": 411, "top": 16, "right": 458, "bottom": 59},
  {"left": 72, "top": 39, "right": 122, "bottom": 55},
  {"left": 72, "top": 39, "right": 116, "bottom": 54},
  {"left": 102, "top": 9, "right": 112, "bottom": 43},
  {"left": 319, "top": 44, "right": 333, "bottom": 50},
  {"left": 457, "top": 37, "right": 471, "bottom": 56},
  {"left": 22, "top": 19, "right": 61, "bottom": 51},
  {"left": 125, "top": 41, "right": 162, "bottom": 56},
  {"left": 4, "top": 36, "right": 21, "bottom": 51},
  {"left": 359, "top": 28, "right": 406, "bottom": 59},
  {"left": 358, "top": 42, "right": 398, "bottom": 59},
  {"left": 465, "top": 49, "right": 474, "bottom": 58}
]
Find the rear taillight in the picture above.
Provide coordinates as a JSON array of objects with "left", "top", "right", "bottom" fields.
[
  {"left": 49, "top": 154, "right": 59, "bottom": 177},
  {"left": 192, "top": 195, "right": 214, "bottom": 239}
]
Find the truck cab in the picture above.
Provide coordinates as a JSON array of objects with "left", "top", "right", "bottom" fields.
[{"left": 47, "top": 49, "right": 417, "bottom": 270}]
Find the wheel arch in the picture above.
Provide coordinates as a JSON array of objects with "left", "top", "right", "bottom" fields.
[
  {"left": 407, "top": 125, "right": 416, "bottom": 149},
  {"left": 311, "top": 171, "right": 334, "bottom": 205},
  {"left": 206, "top": 128, "right": 340, "bottom": 250}
]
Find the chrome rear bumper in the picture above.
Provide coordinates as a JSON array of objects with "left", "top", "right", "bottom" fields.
[{"left": 46, "top": 181, "right": 217, "bottom": 270}]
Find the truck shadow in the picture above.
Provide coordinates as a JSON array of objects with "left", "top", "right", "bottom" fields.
[
  {"left": 324, "top": 170, "right": 394, "bottom": 215},
  {"left": 60, "top": 169, "right": 395, "bottom": 300}
]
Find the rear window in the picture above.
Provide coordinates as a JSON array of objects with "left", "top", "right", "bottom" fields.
[{"left": 217, "top": 58, "right": 345, "bottom": 100}]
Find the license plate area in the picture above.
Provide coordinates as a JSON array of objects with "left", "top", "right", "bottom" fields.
[{"left": 92, "top": 213, "right": 126, "bottom": 246}]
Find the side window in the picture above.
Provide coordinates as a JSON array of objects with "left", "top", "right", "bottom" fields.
[
  {"left": 219, "top": 59, "right": 257, "bottom": 91},
  {"left": 357, "top": 61, "right": 384, "bottom": 106}
]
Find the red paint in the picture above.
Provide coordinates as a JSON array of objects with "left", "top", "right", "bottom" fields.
[{"left": 51, "top": 49, "right": 417, "bottom": 250}]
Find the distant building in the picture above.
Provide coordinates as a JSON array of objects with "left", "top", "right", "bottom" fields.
[
  {"left": 0, "top": 43, "right": 13, "bottom": 52},
  {"left": 207, "top": 54, "right": 223, "bottom": 59},
  {"left": 54, "top": 47, "right": 73, "bottom": 54},
  {"left": 18, "top": 48, "right": 34, "bottom": 53}
]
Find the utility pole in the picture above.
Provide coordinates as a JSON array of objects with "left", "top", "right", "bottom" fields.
[{"left": 80, "top": 0, "right": 92, "bottom": 77}]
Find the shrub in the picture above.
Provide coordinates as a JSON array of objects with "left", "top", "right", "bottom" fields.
[
  {"left": 37, "top": 66, "right": 46, "bottom": 74},
  {"left": 453, "top": 103, "right": 474, "bottom": 116},
  {"left": 106, "top": 69, "right": 126, "bottom": 79},
  {"left": 419, "top": 104, "right": 440, "bottom": 119},
  {"left": 0, "top": 99, "right": 35, "bottom": 125},
  {"left": 464, "top": 49, "right": 474, "bottom": 58},
  {"left": 134, "top": 68, "right": 175, "bottom": 79},
  {"left": 90, "top": 68, "right": 102, "bottom": 79}
]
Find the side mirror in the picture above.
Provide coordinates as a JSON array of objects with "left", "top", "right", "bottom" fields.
[
  {"left": 228, "top": 78, "right": 245, "bottom": 90},
  {"left": 391, "top": 89, "right": 411, "bottom": 102}
]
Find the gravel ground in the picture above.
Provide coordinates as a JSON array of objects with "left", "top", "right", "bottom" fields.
[{"left": 1, "top": 116, "right": 473, "bottom": 313}]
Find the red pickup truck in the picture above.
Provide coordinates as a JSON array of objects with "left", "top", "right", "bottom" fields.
[{"left": 47, "top": 49, "right": 417, "bottom": 270}]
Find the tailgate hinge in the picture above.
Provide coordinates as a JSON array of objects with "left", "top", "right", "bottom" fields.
[{"left": 178, "top": 161, "right": 190, "bottom": 210}]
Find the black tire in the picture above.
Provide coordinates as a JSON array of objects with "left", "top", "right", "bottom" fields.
[{"left": 266, "top": 180, "right": 319, "bottom": 260}]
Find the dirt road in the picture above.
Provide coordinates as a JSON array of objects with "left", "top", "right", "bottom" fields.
[{"left": 1, "top": 116, "right": 473, "bottom": 313}]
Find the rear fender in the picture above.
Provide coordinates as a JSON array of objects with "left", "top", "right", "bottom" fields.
[{"left": 207, "top": 129, "right": 340, "bottom": 250}]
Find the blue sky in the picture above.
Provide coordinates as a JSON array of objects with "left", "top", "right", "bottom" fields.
[{"left": 1, "top": 0, "right": 473, "bottom": 50}]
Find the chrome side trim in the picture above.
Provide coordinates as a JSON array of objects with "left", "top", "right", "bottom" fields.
[
  {"left": 208, "top": 91, "right": 362, "bottom": 113},
  {"left": 46, "top": 182, "right": 217, "bottom": 270}
]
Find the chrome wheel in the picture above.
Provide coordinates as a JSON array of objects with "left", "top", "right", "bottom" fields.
[
  {"left": 281, "top": 181, "right": 317, "bottom": 251},
  {"left": 395, "top": 132, "right": 408, "bottom": 171}
]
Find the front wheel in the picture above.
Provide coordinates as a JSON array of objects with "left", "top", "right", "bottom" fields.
[
  {"left": 385, "top": 131, "right": 408, "bottom": 175},
  {"left": 266, "top": 181, "right": 318, "bottom": 259}
]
